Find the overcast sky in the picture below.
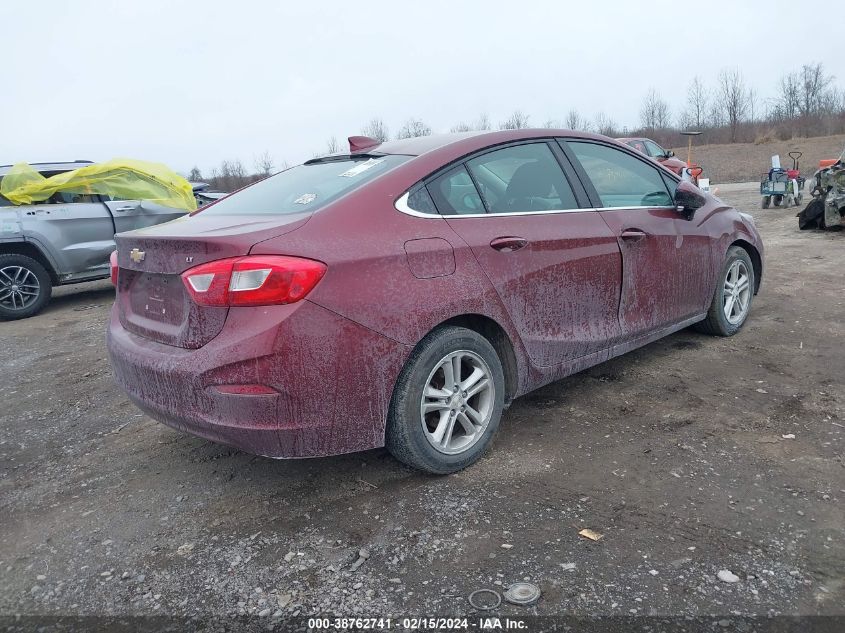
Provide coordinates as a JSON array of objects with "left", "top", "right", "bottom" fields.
[{"left": 2, "top": 0, "right": 843, "bottom": 175}]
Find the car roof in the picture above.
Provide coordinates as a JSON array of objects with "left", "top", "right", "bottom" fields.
[
  {"left": 372, "top": 129, "right": 611, "bottom": 158},
  {"left": 0, "top": 160, "right": 94, "bottom": 177},
  {"left": 616, "top": 137, "right": 649, "bottom": 143}
]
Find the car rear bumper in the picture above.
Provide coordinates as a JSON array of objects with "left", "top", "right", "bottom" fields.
[{"left": 106, "top": 300, "right": 410, "bottom": 458}]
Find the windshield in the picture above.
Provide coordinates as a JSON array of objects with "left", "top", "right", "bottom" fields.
[{"left": 199, "top": 155, "right": 409, "bottom": 215}]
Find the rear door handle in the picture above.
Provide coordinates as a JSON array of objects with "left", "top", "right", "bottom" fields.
[
  {"left": 620, "top": 229, "right": 647, "bottom": 242},
  {"left": 490, "top": 236, "right": 528, "bottom": 252},
  {"left": 114, "top": 206, "right": 136, "bottom": 212}
]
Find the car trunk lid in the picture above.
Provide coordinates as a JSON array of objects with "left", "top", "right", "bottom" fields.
[{"left": 114, "top": 212, "right": 310, "bottom": 348}]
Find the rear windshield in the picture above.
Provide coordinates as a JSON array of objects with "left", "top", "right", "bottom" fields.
[{"left": 199, "top": 155, "right": 409, "bottom": 215}]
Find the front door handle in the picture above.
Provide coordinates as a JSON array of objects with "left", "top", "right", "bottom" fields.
[
  {"left": 114, "top": 206, "right": 136, "bottom": 212},
  {"left": 620, "top": 229, "right": 647, "bottom": 242},
  {"left": 490, "top": 236, "right": 528, "bottom": 252}
]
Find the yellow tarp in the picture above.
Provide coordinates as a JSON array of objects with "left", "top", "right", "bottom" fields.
[{"left": 0, "top": 158, "right": 197, "bottom": 211}]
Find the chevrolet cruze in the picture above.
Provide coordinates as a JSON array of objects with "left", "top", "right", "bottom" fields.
[{"left": 107, "top": 130, "right": 763, "bottom": 473}]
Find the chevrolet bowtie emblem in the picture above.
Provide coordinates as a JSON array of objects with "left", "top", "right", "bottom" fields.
[{"left": 129, "top": 248, "right": 146, "bottom": 263}]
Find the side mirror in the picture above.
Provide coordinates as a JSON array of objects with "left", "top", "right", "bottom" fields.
[
  {"left": 666, "top": 150, "right": 675, "bottom": 158},
  {"left": 674, "top": 180, "right": 706, "bottom": 219}
]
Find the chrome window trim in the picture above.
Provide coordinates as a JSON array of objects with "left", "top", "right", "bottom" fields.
[
  {"left": 394, "top": 191, "right": 439, "bottom": 218},
  {"left": 394, "top": 191, "right": 676, "bottom": 218}
]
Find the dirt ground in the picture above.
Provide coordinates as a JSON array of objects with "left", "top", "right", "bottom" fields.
[
  {"left": 1, "top": 182, "right": 843, "bottom": 627},
  {"left": 671, "top": 133, "right": 845, "bottom": 184}
]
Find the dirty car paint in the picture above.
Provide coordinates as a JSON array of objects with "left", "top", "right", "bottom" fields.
[{"left": 107, "top": 130, "right": 764, "bottom": 459}]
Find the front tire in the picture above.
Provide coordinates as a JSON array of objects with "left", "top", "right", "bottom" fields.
[
  {"left": 693, "top": 246, "right": 755, "bottom": 336},
  {"left": 386, "top": 326, "right": 505, "bottom": 474},
  {"left": 0, "top": 254, "right": 52, "bottom": 320}
]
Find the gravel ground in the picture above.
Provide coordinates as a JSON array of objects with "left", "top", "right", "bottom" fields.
[{"left": 1, "top": 182, "right": 843, "bottom": 627}]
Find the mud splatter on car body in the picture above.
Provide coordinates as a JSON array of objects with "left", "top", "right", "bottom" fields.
[{"left": 106, "top": 130, "right": 764, "bottom": 460}]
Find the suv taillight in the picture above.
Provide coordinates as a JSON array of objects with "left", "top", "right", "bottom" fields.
[
  {"left": 110, "top": 250, "right": 119, "bottom": 286},
  {"left": 181, "top": 256, "right": 326, "bottom": 307}
]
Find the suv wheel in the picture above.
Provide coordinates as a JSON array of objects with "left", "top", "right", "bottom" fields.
[
  {"left": 386, "top": 326, "right": 505, "bottom": 474},
  {"left": 0, "top": 254, "right": 53, "bottom": 320}
]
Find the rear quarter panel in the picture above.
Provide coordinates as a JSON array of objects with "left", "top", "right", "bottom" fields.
[{"left": 249, "top": 182, "right": 534, "bottom": 394}]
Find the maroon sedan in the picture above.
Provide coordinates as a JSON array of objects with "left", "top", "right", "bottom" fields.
[
  {"left": 107, "top": 130, "right": 763, "bottom": 473},
  {"left": 617, "top": 137, "right": 689, "bottom": 176}
]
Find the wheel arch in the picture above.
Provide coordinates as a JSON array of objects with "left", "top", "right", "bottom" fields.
[
  {"left": 0, "top": 241, "right": 58, "bottom": 284},
  {"left": 729, "top": 239, "right": 762, "bottom": 294},
  {"left": 436, "top": 313, "right": 520, "bottom": 404}
]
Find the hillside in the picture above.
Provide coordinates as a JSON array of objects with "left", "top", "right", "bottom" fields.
[{"left": 671, "top": 133, "right": 845, "bottom": 184}]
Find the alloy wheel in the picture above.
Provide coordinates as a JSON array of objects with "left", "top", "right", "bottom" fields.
[
  {"left": 0, "top": 265, "right": 41, "bottom": 311},
  {"left": 419, "top": 350, "right": 495, "bottom": 455},
  {"left": 723, "top": 260, "right": 751, "bottom": 325}
]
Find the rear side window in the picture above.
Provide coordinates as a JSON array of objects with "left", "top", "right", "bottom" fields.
[
  {"left": 406, "top": 184, "right": 437, "bottom": 214},
  {"left": 200, "top": 155, "right": 409, "bottom": 215},
  {"left": 429, "top": 166, "right": 485, "bottom": 215},
  {"left": 466, "top": 143, "right": 578, "bottom": 213},
  {"left": 628, "top": 140, "right": 647, "bottom": 154},
  {"left": 568, "top": 141, "right": 674, "bottom": 208}
]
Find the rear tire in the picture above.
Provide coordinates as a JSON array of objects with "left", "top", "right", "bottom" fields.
[
  {"left": 0, "top": 254, "right": 52, "bottom": 320},
  {"left": 386, "top": 326, "right": 505, "bottom": 474},
  {"left": 761, "top": 196, "right": 770, "bottom": 209},
  {"left": 693, "top": 246, "right": 755, "bottom": 337}
]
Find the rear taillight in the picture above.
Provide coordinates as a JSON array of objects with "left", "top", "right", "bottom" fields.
[
  {"left": 181, "top": 256, "right": 326, "bottom": 307},
  {"left": 110, "top": 250, "right": 119, "bottom": 286}
]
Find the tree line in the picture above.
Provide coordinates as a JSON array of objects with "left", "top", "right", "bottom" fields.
[{"left": 191, "top": 61, "right": 844, "bottom": 191}]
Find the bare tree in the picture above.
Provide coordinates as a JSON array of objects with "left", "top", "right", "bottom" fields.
[
  {"left": 326, "top": 136, "right": 340, "bottom": 154},
  {"left": 748, "top": 87, "right": 758, "bottom": 124},
  {"left": 396, "top": 118, "right": 432, "bottom": 139},
  {"left": 717, "top": 68, "right": 750, "bottom": 142},
  {"left": 799, "top": 62, "right": 834, "bottom": 117},
  {"left": 361, "top": 118, "right": 389, "bottom": 142},
  {"left": 777, "top": 71, "right": 800, "bottom": 119},
  {"left": 499, "top": 110, "right": 530, "bottom": 130},
  {"left": 188, "top": 166, "right": 203, "bottom": 182},
  {"left": 640, "top": 88, "right": 671, "bottom": 130},
  {"left": 565, "top": 109, "right": 590, "bottom": 131},
  {"left": 253, "top": 151, "right": 275, "bottom": 177},
  {"left": 451, "top": 113, "right": 491, "bottom": 132},
  {"left": 681, "top": 76, "right": 708, "bottom": 129},
  {"left": 543, "top": 118, "right": 561, "bottom": 129},
  {"left": 594, "top": 112, "right": 617, "bottom": 136},
  {"left": 707, "top": 99, "right": 724, "bottom": 128},
  {"left": 210, "top": 159, "right": 250, "bottom": 192}
]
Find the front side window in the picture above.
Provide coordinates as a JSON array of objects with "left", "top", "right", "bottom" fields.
[
  {"left": 568, "top": 141, "right": 674, "bottom": 208},
  {"left": 645, "top": 140, "right": 667, "bottom": 158},
  {"left": 200, "top": 155, "right": 409, "bottom": 215},
  {"left": 466, "top": 143, "right": 578, "bottom": 213}
]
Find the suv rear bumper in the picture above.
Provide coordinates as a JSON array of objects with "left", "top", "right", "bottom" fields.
[{"left": 107, "top": 300, "right": 409, "bottom": 458}]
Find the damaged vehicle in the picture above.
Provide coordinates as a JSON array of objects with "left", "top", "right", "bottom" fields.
[
  {"left": 0, "top": 160, "right": 195, "bottom": 319},
  {"left": 798, "top": 144, "right": 845, "bottom": 230},
  {"left": 107, "top": 130, "right": 763, "bottom": 474}
]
